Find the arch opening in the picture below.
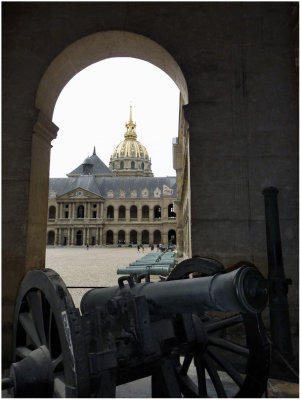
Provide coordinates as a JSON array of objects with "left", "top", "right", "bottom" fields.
[
  {"left": 76, "top": 230, "right": 83, "bottom": 245},
  {"left": 106, "top": 230, "right": 114, "bottom": 245},
  {"left": 47, "top": 231, "right": 55, "bottom": 245},
  {"left": 153, "top": 230, "right": 161, "bottom": 244},
  {"left": 168, "top": 203, "right": 176, "bottom": 219},
  {"left": 130, "top": 206, "right": 137, "bottom": 219},
  {"left": 118, "top": 206, "right": 126, "bottom": 219},
  {"left": 154, "top": 205, "right": 161, "bottom": 219},
  {"left": 118, "top": 230, "right": 125, "bottom": 244},
  {"left": 130, "top": 230, "right": 137, "bottom": 244},
  {"left": 168, "top": 229, "right": 176, "bottom": 245},
  {"left": 39, "top": 30, "right": 187, "bottom": 256},
  {"left": 142, "top": 230, "right": 149, "bottom": 244},
  {"left": 107, "top": 206, "right": 114, "bottom": 219},
  {"left": 77, "top": 205, "right": 85, "bottom": 218},
  {"left": 142, "top": 205, "right": 149, "bottom": 219}
]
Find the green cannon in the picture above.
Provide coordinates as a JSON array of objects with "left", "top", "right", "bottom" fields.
[
  {"left": 83, "top": 265, "right": 268, "bottom": 316},
  {"left": 117, "top": 252, "right": 177, "bottom": 278},
  {"left": 4, "top": 258, "right": 270, "bottom": 398},
  {"left": 128, "top": 260, "right": 175, "bottom": 265},
  {"left": 117, "top": 265, "right": 172, "bottom": 276}
]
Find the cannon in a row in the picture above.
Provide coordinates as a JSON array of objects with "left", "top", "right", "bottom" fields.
[
  {"left": 3, "top": 258, "right": 270, "bottom": 398},
  {"left": 117, "top": 252, "right": 177, "bottom": 279},
  {"left": 117, "top": 264, "right": 172, "bottom": 277}
]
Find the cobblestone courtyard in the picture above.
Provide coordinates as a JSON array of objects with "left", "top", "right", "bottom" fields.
[{"left": 45, "top": 246, "right": 159, "bottom": 308}]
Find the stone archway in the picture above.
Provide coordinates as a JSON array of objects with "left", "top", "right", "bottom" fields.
[
  {"left": 2, "top": 30, "right": 189, "bottom": 366},
  {"left": 32, "top": 32, "right": 188, "bottom": 256},
  {"left": 36, "top": 31, "right": 188, "bottom": 120},
  {"left": 32, "top": 34, "right": 188, "bottom": 253}
]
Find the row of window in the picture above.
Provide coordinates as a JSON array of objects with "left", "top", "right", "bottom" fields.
[
  {"left": 48, "top": 204, "right": 176, "bottom": 219},
  {"left": 113, "top": 161, "right": 145, "bottom": 170},
  {"left": 47, "top": 229, "right": 176, "bottom": 246}
]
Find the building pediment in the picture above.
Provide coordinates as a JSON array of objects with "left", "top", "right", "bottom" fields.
[{"left": 57, "top": 187, "right": 103, "bottom": 200}]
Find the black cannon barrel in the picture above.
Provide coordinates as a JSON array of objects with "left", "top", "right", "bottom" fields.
[{"left": 81, "top": 266, "right": 268, "bottom": 316}]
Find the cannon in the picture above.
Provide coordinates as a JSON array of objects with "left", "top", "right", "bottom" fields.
[
  {"left": 117, "top": 265, "right": 172, "bottom": 277},
  {"left": 117, "top": 252, "right": 177, "bottom": 279},
  {"left": 4, "top": 258, "right": 270, "bottom": 398}
]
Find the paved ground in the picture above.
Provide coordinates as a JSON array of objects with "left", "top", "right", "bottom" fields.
[{"left": 45, "top": 246, "right": 160, "bottom": 308}]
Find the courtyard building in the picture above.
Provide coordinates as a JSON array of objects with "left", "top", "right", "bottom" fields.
[{"left": 47, "top": 109, "right": 178, "bottom": 247}]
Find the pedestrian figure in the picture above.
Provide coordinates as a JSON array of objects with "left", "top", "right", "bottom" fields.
[
  {"left": 157, "top": 244, "right": 159, "bottom": 252},
  {"left": 141, "top": 244, "right": 144, "bottom": 252},
  {"left": 86, "top": 243, "right": 89, "bottom": 250},
  {"left": 137, "top": 245, "right": 140, "bottom": 252},
  {"left": 151, "top": 244, "right": 154, "bottom": 251}
]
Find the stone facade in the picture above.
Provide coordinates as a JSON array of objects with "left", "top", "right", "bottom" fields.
[
  {"left": 47, "top": 176, "right": 177, "bottom": 247},
  {"left": 47, "top": 113, "right": 177, "bottom": 247}
]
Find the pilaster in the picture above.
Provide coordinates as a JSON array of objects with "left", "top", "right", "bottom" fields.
[
  {"left": 28, "top": 113, "right": 58, "bottom": 264},
  {"left": 125, "top": 231, "right": 130, "bottom": 244},
  {"left": 137, "top": 206, "right": 142, "bottom": 222},
  {"left": 149, "top": 207, "right": 154, "bottom": 222},
  {"left": 126, "top": 207, "right": 130, "bottom": 222},
  {"left": 113, "top": 231, "right": 118, "bottom": 245}
]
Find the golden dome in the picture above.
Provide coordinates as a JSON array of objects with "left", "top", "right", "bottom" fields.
[
  {"left": 111, "top": 106, "right": 149, "bottom": 161},
  {"left": 112, "top": 140, "right": 149, "bottom": 160}
]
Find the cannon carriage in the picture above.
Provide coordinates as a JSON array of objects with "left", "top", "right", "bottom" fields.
[{"left": 4, "top": 257, "right": 270, "bottom": 398}]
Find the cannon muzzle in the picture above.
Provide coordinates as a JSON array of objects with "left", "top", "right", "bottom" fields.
[{"left": 81, "top": 266, "right": 268, "bottom": 316}]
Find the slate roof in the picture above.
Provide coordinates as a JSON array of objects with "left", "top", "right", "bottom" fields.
[
  {"left": 49, "top": 176, "right": 177, "bottom": 199},
  {"left": 67, "top": 153, "right": 114, "bottom": 177}
]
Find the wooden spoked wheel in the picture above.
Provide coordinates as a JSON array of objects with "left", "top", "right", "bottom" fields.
[
  {"left": 169, "top": 258, "right": 270, "bottom": 398},
  {"left": 12, "top": 269, "right": 90, "bottom": 397}
]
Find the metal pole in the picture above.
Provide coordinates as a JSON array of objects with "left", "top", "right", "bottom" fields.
[{"left": 262, "top": 186, "right": 293, "bottom": 360}]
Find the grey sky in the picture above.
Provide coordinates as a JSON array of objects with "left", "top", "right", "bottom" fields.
[{"left": 50, "top": 57, "right": 180, "bottom": 178}]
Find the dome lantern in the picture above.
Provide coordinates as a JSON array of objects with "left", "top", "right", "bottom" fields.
[{"left": 124, "top": 105, "right": 137, "bottom": 140}]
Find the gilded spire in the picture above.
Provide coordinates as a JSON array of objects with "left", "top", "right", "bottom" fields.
[
  {"left": 124, "top": 105, "right": 137, "bottom": 140},
  {"left": 129, "top": 105, "right": 133, "bottom": 123}
]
